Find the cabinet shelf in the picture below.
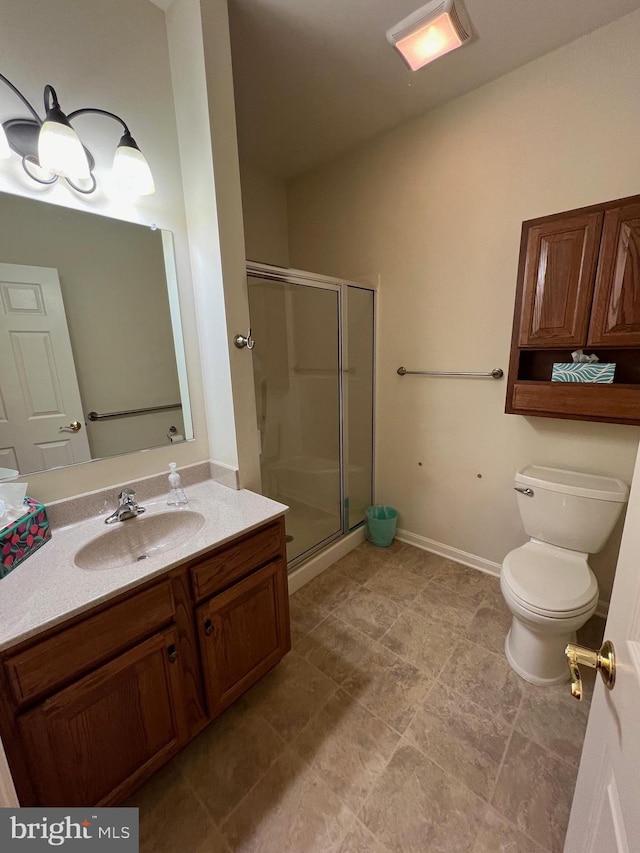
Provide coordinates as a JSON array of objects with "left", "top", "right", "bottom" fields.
[{"left": 509, "top": 380, "right": 640, "bottom": 424}]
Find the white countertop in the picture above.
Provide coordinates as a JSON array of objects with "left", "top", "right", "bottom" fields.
[{"left": 0, "top": 480, "right": 287, "bottom": 653}]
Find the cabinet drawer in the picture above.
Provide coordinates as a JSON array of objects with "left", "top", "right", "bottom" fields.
[
  {"left": 191, "top": 521, "right": 283, "bottom": 602},
  {"left": 5, "top": 580, "right": 175, "bottom": 706}
]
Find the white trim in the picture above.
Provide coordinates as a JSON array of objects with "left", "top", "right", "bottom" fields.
[
  {"left": 288, "top": 527, "right": 365, "bottom": 595},
  {"left": 395, "top": 527, "right": 501, "bottom": 577},
  {"left": 396, "top": 527, "right": 610, "bottom": 619}
]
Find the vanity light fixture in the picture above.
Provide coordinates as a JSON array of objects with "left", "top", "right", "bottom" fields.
[
  {"left": 386, "top": 0, "right": 472, "bottom": 71},
  {"left": 0, "top": 73, "right": 155, "bottom": 196}
]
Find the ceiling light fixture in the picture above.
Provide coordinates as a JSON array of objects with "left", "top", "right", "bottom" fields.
[
  {"left": 0, "top": 73, "right": 155, "bottom": 196},
  {"left": 386, "top": 0, "right": 472, "bottom": 72}
]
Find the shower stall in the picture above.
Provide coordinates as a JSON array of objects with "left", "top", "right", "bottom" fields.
[{"left": 247, "top": 263, "right": 375, "bottom": 567}]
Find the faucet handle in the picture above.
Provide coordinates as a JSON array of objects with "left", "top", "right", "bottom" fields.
[{"left": 118, "top": 489, "right": 136, "bottom": 502}]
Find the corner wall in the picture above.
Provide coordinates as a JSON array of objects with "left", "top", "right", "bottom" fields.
[
  {"left": 287, "top": 10, "right": 640, "bottom": 603},
  {"left": 240, "top": 164, "right": 290, "bottom": 267}
]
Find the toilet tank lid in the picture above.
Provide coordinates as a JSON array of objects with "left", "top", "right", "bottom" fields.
[{"left": 515, "top": 466, "right": 629, "bottom": 502}]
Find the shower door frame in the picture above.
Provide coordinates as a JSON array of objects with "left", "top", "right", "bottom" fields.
[{"left": 247, "top": 261, "right": 376, "bottom": 569}]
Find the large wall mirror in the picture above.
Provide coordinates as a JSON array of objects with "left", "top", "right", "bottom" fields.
[{"left": 0, "top": 192, "right": 193, "bottom": 480}]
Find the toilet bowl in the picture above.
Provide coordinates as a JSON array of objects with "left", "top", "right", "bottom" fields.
[{"left": 501, "top": 466, "right": 628, "bottom": 685}]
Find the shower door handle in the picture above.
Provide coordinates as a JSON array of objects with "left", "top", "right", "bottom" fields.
[{"left": 234, "top": 329, "right": 255, "bottom": 350}]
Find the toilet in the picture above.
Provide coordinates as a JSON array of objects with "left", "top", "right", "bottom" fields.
[{"left": 501, "top": 465, "right": 628, "bottom": 685}]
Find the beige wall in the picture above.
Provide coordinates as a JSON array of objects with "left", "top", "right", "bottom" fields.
[
  {"left": 0, "top": 0, "right": 209, "bottom": 501},
  {"left": 240, "top": 165, "right": 290, "bottom": 267},
  {"left": 287, "top": 10, "right": 640, "bottom": 603}
]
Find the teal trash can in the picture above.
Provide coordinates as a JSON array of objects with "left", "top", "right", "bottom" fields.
[{"left": 366, "top": 505, "right": 398, "bottom": 547}]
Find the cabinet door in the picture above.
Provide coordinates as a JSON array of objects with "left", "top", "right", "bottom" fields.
[
  {"left": 198, "top": 559, "right": 290, "bottom": 718},
  {"left": 588, "top": 203, "right": 640, "bottom": 346},
  {"left": 17, "top": 627, "right": 185, "bottom": 806},
  {"left": 518, "top": 212, "right": 603, "bottom": 347}
]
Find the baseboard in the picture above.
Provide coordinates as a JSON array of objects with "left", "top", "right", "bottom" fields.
[
  {"left": 396, "top": 528, "right": 610, "bottom": 619},
  {"left": 288, "top": 527, "right": 366, "bottom": 595},
  {"left": 395, "top": 528, "right": 501, "bottom": 578}
]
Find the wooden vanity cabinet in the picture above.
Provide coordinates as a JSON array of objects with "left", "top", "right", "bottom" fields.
[
  {"left": 17, "top": 627, "right": 185, "bottom": 807},
  {"left": 190, "top": 518, "right": 290, "bottom": 718},
  {"left": 0, "top": 516, "right": 289, "bottom": 808},
  {"left": 506, "top": 193, "right": 640, "bottom": 424},
  {"left": 197, "top": 559, "right": 290, "bottom": 717}
]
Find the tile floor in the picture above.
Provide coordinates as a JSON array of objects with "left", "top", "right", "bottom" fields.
[{"left": 127, "top": 540, "right": 604, "bottom": 853}]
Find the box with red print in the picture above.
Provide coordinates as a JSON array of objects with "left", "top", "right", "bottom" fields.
[{"left": 0, "top": 498, "right": 51, "bottom": 578}]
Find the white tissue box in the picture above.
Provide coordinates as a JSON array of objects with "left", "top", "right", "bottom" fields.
[{"left": 551, "top": 363, "right": 615, "bottom": 383}]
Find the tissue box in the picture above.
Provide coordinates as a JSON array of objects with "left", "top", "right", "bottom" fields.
[
  {"left": 551, "top": 363, "right": 616, "bottom": 383},
  {"left": 0, "top": 498, "right": 51, "bottom": 578}
]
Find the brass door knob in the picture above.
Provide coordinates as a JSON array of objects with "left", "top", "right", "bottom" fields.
[
  {"left": 565, "top": 640, "right": 616, "bottom": 701},
  {"left": 59, "top": 420, "right": 82, "bottom": 433}
]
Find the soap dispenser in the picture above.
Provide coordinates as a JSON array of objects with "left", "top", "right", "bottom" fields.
[{"left": 167, "top": 462, "right": 188, "bottom": 506}]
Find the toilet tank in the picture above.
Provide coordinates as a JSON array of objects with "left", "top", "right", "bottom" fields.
[{"left": 514, "top": 466, "right": 628, "bottom": 554}]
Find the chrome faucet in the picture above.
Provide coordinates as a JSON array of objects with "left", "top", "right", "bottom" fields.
[{"left": 104, "top": 489, "right": 146, "bottom": 525}]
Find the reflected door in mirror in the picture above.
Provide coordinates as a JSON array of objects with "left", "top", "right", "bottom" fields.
[{"left": 0, "top": 263, "right": 91, "bottom": 474}]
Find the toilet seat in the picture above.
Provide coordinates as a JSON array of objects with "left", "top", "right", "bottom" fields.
[{"left": 502, "top": 541, "right": 598, "bottom": 618}]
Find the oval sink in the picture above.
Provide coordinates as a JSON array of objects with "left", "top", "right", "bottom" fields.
[{"left": 75, "top": 510, "right": 207, "bottom": 570}]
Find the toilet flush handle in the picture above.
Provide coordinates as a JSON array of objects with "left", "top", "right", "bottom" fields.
[{"left": 514, "top": 486, "right": 534, "bottom": 497}]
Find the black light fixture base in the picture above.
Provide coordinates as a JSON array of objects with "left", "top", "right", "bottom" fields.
[{"left": 2, "top": 118, "right": 95, "bottom": 170}]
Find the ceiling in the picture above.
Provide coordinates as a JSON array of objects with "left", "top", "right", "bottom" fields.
[{"left": 228, "top": 0, "right": 640, "bottom": 180}]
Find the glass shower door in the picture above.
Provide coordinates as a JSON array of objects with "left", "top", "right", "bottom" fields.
[{"left": 248, "top": 274, "right": 342, "bottom": 564}]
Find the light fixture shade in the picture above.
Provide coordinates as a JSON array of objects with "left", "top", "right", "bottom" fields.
[
  {"left": 0, "top": 123, "right": 10, "bottom": 160},
  {"left": 113, "top": 134, "right": 155, "bottom": 196},
  {"left": 387, "top": 0, "right": 472, "bottom": 71},
  {"left": 38, "top": 116, "right": 90, "bottom": 180}
]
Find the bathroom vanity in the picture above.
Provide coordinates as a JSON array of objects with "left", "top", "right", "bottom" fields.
[{"left": 0, "top": 480, "right": 289, "bottom": 807}]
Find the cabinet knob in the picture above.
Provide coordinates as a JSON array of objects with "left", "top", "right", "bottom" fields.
[
  {"left": 204, "top": 618, "right": 213, "bottom": 636},
  {"left": 167, "top": 644, "right": 179, "bottom": 663}
]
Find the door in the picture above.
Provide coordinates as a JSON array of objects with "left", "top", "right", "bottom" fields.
[
  {"left": 0, "top": 263, "right": 91, "bottom": 475},
  {"left": 588, "top": 202, "right": 640, "bottom": 346},
  {"left": 248, "top": 273, "right": 343, "bottom": 563},
  {"left": 198, "top": 559, "right": 290, "bottom": 717},
  {"left": 17, "top": 628, "right": 185, "bottom": 807},
  {"left": 518, "top": 213, "right": 602, "bottom": 347},
  {"left": 565, "top": 444, "right": 640, "bottom": 851}
]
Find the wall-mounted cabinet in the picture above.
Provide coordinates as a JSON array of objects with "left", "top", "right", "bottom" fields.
[{"left": 506, "top": 194, "right": 640, "bottom": 425}]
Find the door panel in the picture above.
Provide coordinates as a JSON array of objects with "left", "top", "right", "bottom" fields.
[
  {"left": 345, "top": 286, "right": 374, "bottom": 529},
  {"left": 198, "top": 559, "right": 290, "bottom": 717},
  {"left": 0, "top": 264, "right": 91, "bottom": 474},
  {"left": 588, "top": 204, "right": 640, "bottom": 346},
  {"left": 248, "top": 275, "right": 342, "bottom": 562},
  {"left": 17, "top": 628, "right": 184, "bottom": 806},
  {"left": 565, "top": 444, "right": 640, "bottom": 851},
  {"left": 518, "top": 213, "right": 602, "bottom": 347}
]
